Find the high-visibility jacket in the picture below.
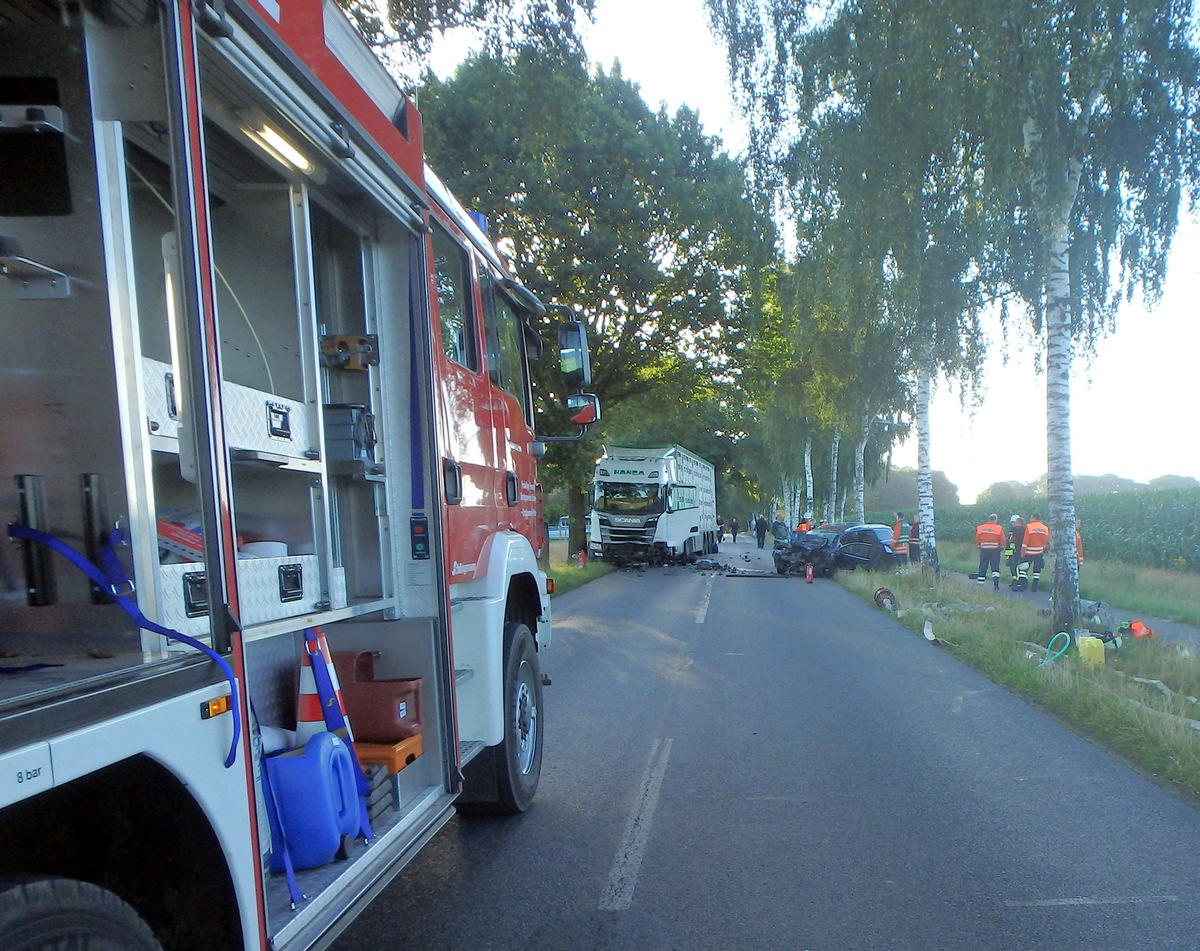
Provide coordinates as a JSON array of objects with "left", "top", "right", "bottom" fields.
[
  {"left": 1075, "top": 530, "right": 1083, "bottom": 565},
  {"left": 1022, "top": 519, "right": 1049, "bottom": 557},
  {"left": 975, "top": 523, "right": 1006, "bottom": 550},
  {"left": 892, "top": 520, "right": 910, "bottom": 555}
]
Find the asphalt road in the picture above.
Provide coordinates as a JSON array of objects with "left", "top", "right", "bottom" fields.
[{"left": 332, "top": 537, "right": 1200, "bottom": 951}]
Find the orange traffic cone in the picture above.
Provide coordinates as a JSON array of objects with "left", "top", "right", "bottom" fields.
[{"left": 295, "top": 627, "right": 352, "bottom": 743}]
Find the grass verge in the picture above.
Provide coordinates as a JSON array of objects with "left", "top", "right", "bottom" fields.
[
  {"left": 838, "top": 565, "right": 1200, "bottom": 800},
  {"left": 545, "top": 540, "right": 612, "bottom": 597},
  {"left": 935, "top": 539, "right": 1200, "bottom": 628}
]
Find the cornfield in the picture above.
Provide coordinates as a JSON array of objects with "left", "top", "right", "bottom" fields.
[{"left": 917, "top": 488, "right": 1200, "bottom": 572}]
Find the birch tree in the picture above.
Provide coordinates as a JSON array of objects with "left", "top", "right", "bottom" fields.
[
  {"left": 710, "top": 0, "right": 1200, "bottom": 629},
  {"left": 709, "top": 0, "right": 992, "bottom": 561},
  {"left": 969, "top": 0, "right": 1200, "bottom": 630}
]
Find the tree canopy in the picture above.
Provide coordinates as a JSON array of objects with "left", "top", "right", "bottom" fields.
[
  {"left": 708, "top": 0, "right": 1200, "bottom": 625},
  {"left": 419, "top": 48, "right": 776, "bottom": 518},
  {"left": 338, "top": 0, "right": 597, "bottom": 68}
]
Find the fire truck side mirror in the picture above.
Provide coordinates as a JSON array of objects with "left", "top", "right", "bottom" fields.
[
  {"left": 557, "top": 321, "right": 592, "bottom": 390},
  {"left": 566, "top": 393, "right": 601, "bottom": 426}
]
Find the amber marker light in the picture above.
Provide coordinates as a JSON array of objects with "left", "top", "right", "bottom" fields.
[{"left": 201, "top": 695, "right": 232, "bottom": 719}]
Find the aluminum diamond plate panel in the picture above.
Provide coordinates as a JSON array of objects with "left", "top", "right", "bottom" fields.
[
  {"left": 142, "top": 359, "right": 312, "bottom": 458},
  {"left": 143, "top": 357, "right": 180, "bottom": 439},
  {"left": 221, "top": 382, "right": 312, "bottom": 458}
]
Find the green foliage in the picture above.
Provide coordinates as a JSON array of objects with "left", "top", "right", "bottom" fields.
[
  {"left": 710, "top": 0, "right": 1200, "bottom": 632},
  {"left": 863, "top": 466, "right": 960, "bottom": 513},
  {"left": 337, "top": 0, "right": 595, "bottom": 68},
  {"left": 420, "top": 50, "right": 775, "bottom": 502},
  {"left": 936, "top": 488, "right": 1200, "bottom": 572}
]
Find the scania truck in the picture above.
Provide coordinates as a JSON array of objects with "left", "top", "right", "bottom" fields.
[
  {"left": 0, "top": 0, "right": 597, "bottom": 947},
  {"left": 588, "top": 445, "right": 718, "bottom": 564}
]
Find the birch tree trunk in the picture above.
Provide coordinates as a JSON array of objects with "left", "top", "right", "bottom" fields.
[
  {"left": 914, "top": 360, "right": 935, "bottom": 563},
  {"left": 854, "top": 413, "right": 868, "bottom": 523},
  {"left": 1025, "top": 113, "right": 1083, "bottom": 633},
  {"left": 803, "top": 433, "right": 814, "bottom": 520},
  {"left": 825, "top": 428, "right": 840, "bottom": 522},
  {"left": 1045, "top": 226, "right": 1080, "bottom": 632}
]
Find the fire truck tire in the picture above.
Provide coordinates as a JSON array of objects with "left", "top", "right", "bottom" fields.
[
  {"left": 497, "top": 623, "right": 543, "bottom": 811},
  {"left": 0, "top": 877, "right": 162, "bottom": 950},
  {"left": 458, "top": 623, "right": 543, "bottom": 815}
]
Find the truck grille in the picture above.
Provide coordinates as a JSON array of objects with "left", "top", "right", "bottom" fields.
[{"left": 600, "top": 524, "right": 655, "bottom": 546}]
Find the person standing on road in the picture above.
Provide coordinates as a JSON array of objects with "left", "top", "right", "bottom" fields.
[
  {"left": 730, "top": 517, "right": 740, "bottom": 543},
  {"left": 908, "top": 512, "right": 921, "bottom": 564},
  {"left": 1021, "top": 513, "right": 1050, "bottom": 592},
  {"left": 892, "top": 512, "right": 910, "bottom": 561},
  {"left": 1005, "top": 515, "right": 1025, "bottom": 588},
  {"left": 755, "top": 515, "right": 768, "bottom": 549},
  {"left": 770, "top": 512, "right": 789, "bottom": 545},
  {"left": 975, "top": 514, "right": 1006, "bottom": 590}
]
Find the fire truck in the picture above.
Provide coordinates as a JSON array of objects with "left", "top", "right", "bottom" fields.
[{"left": 0, "top": 0, "right": 598, "bottom": 947}]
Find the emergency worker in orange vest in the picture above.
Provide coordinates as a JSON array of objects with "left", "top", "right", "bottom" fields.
[
  {"left": 892, "top": 512, "right": 910, "bottom": 560},
  {"left": 1020, "top": 513, "right": 1050, "bottom": 592},
  {"left": 974, "top": 514, "right": 1006, "bottom": 590}
]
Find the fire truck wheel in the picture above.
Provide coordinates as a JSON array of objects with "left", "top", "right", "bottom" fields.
[
  {"left": 458, "top": 623, "right": 544, "bottom": 815},
  {"left": 495, "top": 623, "right": 543, "bottom": 812},
  {"left": 0, "top": 877, "right": 162, "bottom": 950}
]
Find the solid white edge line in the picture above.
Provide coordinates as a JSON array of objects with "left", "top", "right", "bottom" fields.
[{"left": 599, "top": 738, "right": 674, "bottom": 911}]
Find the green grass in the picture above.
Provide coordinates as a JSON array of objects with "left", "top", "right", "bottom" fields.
[
  {"left": 838, "top": 565, "right": 1200, "bottom": 799},
  {"left": 546, "top": 539, "right": 613, "bottom": 597},
  {"left": 934, "top": 539, "right": 1200, "bottom": 628}
]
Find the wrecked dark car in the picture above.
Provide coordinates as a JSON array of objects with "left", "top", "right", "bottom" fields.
[{"left": 773, "top": 522, "right": 903, "bottom": 576}]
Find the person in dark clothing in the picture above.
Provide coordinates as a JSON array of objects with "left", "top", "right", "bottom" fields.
[
  {"left": 1006, "top": 515, "right": 1026, "bottom": 589},
  {"left": 755, "top": 516, "right": 769, "bottom": 548},
  {"left": 730, "top": 518, "right": 740, "bottom": 543},
  {"left": 908, "top": 512, "right": 921, "bottom": 563},
  {"left": 770, "top": 513, "right": 789, "bottom": 545}
]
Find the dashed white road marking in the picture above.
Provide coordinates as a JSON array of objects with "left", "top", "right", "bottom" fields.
[
  {"left": 694, "top": 575, "right": 714, "bottom": 624},
  {"left": 599, "top": 738, "right": 673, "bottom": 911},
  {"left": 1003, "top": 896, "right": 1180, "bottom": 907}
]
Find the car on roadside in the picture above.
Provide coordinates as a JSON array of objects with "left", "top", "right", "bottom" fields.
[{"left": 773, "top": 522, "right": 902, "bottom": 576}]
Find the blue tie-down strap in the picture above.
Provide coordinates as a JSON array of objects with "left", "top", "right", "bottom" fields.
[{"left": 7, "top": 522, "right": 242, "bottom": 767}]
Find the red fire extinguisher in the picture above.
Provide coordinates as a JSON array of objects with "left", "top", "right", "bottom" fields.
[
  {"left": 805, "top": 563, "right": 814, "bottom": 583},
  {"left": 577, "top": 550, "right": 587, "bottom": 568}
]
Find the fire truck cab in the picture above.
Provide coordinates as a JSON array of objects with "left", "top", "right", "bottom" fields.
[{"left": 0, "top": 0, "right": 593, "bottom": 947}]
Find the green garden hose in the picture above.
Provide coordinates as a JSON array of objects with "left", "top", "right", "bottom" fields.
[{"left": 1036, "top": 631, "right": 1072, "bottom": 669}]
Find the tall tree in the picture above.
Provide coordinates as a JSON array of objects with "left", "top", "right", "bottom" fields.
[
  {"left": 709, "top": 0, "right": 993, "bottom": 560},
  {"left": 709, "top": 0, "right": 1200, "bottom": 628},
  {"left": 419, "top": 49, "right": 776, "bottom": 526},
  {"left": 968, "top": 0, "right": 1200, "bottom": 628}
]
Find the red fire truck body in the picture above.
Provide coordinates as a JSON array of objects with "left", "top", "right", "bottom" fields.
[{"left": 0, "top": 1, "right": 592, "bottom": 947}]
